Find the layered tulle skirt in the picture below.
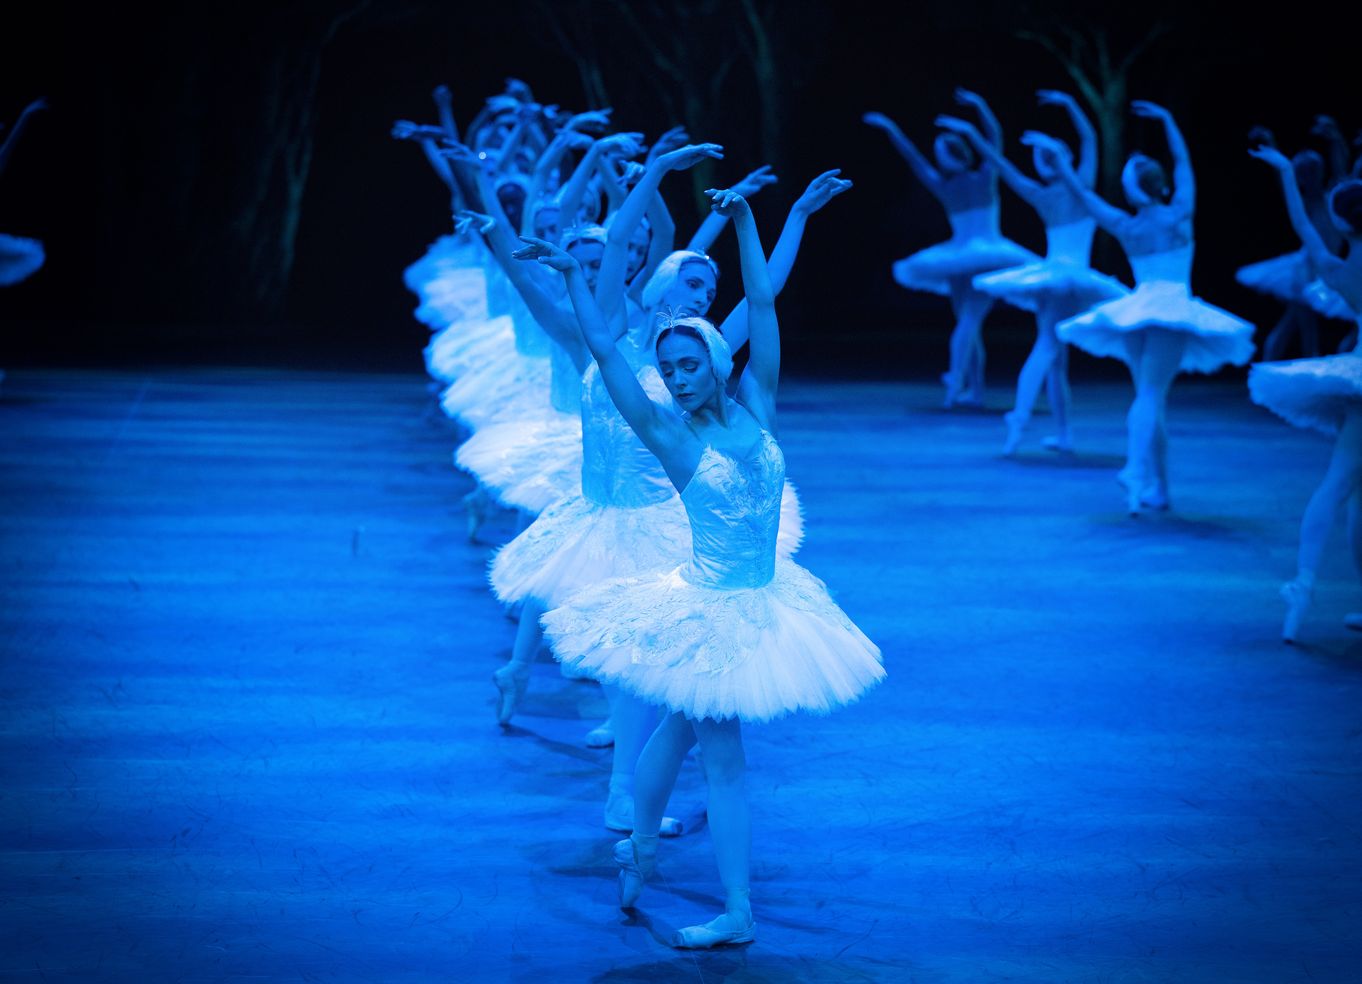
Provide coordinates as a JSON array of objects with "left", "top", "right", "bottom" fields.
[
  {"left": 455, "top": 408, "right": 584, "bottom": 514},
  {"left": 1249, "top": 353, "right": 1362, "bottom": 435},
  {"left": 972, "top": 258, "right": 1127, "bottom": 315},
  {"left": 491, "top": 485, "right": 805, "bottom": 609},
  {"left": 541, "top": 558, "right": 884, "bottom": 722},
  {"left": 1235, "top": 251, "right": 1313, "bottom": 306},
  {"left": 440, "top": 349, "right": 552, "bottom": 431},
  {"left": 893, "top": 236, "right": 1038, "bottom": 297},
  {"left": 1303, "top": 280, "right": 1358, "bottom": 323},
  {"left": 424, "top": 313, "right": 515, "bottom": 385},
  {"left": 1056, "top": 281, "right": 1255, "bottom": 374}
]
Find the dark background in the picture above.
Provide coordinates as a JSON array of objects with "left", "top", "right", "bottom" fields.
[{"left": 0, "top": 0, "right": 1354, "bottom": 376}]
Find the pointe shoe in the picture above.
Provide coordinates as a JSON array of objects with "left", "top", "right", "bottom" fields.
[
  {"left": 1139, "top": 483, "right": 1171, "bottom": 512},
  {"left": 584, "top": 718, "right": 614, "bottom": 747},
  {"left": 492, "top": 664, "right": 529, "bottom": 726},
  {"left": 1002, "top": 411, "right": 1027, "bottom": 457},
  {"left": 1281, "top": 579, "right": 1313, "bottom": 644},
  {"left": 463, "top": 488, "right": 489, "bottom": 542},
  {"left": 1116, "top": 469, "right": 1142, "bottom": 517},
  {"left": 614, "top": 837, "right": 655, "bottom": 909},
  {"left": 1041, "top": 433, "right": 1074, "bottom": 454},
  {"left": 672, "top": 911, "right": 757, "bottom": 949},
  {"left": 603, "top": 792, "right": 683, "bottom": 838}
]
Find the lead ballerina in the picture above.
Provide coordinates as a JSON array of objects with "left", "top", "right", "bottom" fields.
[{"left": 515, "top": 189, "right": 885, "bottom": 949}]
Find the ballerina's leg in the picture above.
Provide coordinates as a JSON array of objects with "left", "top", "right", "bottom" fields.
[
  {"left": 690, "top": 716, "right": 750, "bottom": 920},
  {"left": 602, "top": 688, "right": 682, "bottom": 835},
  {"left": 1044, "top": 331, "right": 1073, "bottom": 449},
  {"left": 1005, "top": 300, "right": 1062, "bottom": 453},
  {"left": 946, "top": 280, "right": 992, "bottom": 406},
  {"left": 1121, "top": 329, "right": 1184, "bottom": 511},
  {"left": 493, "top": 597, "right": 546, "bottom": 724},
  {"left": 631, "top": 711, "right": 697, "bottom": 840},
  {"left": 1262, "top": 304, "right": 1301, "bottom": 363}
]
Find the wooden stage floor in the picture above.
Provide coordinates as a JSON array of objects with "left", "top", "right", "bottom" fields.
[{"left": 1, "top": 368, "right": 1359, "bottom": 982}]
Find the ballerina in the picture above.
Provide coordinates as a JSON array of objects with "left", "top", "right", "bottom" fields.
[
  {"left": 517, "top": 186, "right": 882, "bottom": 950},
  {"left": 936, "top": 90, "right": 1128, "bottom": 454},
  {"left": 1042, "top": 101, "right": 1255, "bottom": 514},
  {"left": 0, "top": 97, "right": 48, "bottom": 289},
  {"left": 865, "top": 90, "right": 1037, "bottom": 408},
  {"left": 1246, "top": 146, "right": 1362, "bottom": 642}
]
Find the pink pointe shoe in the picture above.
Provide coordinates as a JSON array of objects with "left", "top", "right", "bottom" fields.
[
  {"left": 614, "top": 837, "right": 656, "bottom": 909},
  {"left": 1281, "top": 579, "right": 1313, "bottom": 644},
  {"left": 672, "top": 911, "right": 757, "bottom": 949}
]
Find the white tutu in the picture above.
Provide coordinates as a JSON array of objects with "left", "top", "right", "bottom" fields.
[
  {"left": 0, "top": 233, "right": 44, "bottom": 287},
  {"left": 439, "top": 351, "right": 551, "bottom": 431},
  {"left": 424, "top": 313, "right": 514, "bottom": 385},
  {"left": 490, "top": 483, "right": 805, "bottom": 608},
  {"left": 1303, "top": 280, "right": 1358, "bottom": 322},
  {"left": 973, "top": 259, "right": 1127, "bottom": 315},
  {"left": 893, "top": 236, "right": 1038, "bottom": 297},
  {"left": 455, "top": 409, "right": 584, "bottom": 515},
  {"left": 1249, "top": 353, "right": 1362, "bottom": 435},
  {"left": 544, "top": 557, "right": 883, "bottom": 723},
  {"left": 1057, "top": 281, "right": 1255, "bottom": 374},
  {"left": 1235, "top": 251, "right": 1313, "bottom": 305}
]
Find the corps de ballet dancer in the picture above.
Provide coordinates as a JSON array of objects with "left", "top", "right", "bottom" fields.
[
  {"left": 864, "top": 90, "right": 1036, "bottom": 408},
  {"left": 936, "top": 90, "right": 1128, "bottom": 455},
  {"left": 1038, "top": 101, "right": 1255, "bottom": 514},
  {"left": 1247, "top": 145, "right": 1362, "bottom": 642},
  {"left": 516, "top": 184, "right": 883, "bottom": 950}
]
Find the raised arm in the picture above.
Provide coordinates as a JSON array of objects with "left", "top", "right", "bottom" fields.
[
  {"left": 1249, "top": 145, "right": 1337, "bottom": 271},
  {"left": 597, "top": 143, "right": 723, "bottom": 317},
  {"left": 954, "top": 88, "right": 1002, "bottom": 149},
  {"left": 719, "top": 169, "right": 853, "bottom": 352},
  {"left": 687, "top": 165, "right": 778, "bottom": 253},
  {"left": 0, "top": 98, "right": 46, "bottom": 177},
  {"left": 1039, "top": 89, "right": 1097, "bottom": 188},
  {"left": 936, "top": 115, "right": 1042, "bottom": 204},
  {"left": 863, "top": 112, "right": 942, "bottom": 193},
  {"left": 1025, "top": 131, "right": 1130, "bottom": 236},
  {"left": 513, "top": 237, "right": 693, "bottom": 480},
  {"left": 1134, "top": 101, "right": 1193, "bottom": 217},
  {"left": 705, "top": 191, "right": 778, "bottom": 426},
  {"left": 1312, "top": 116, "right": 1351, "bottom": 184},
  {"left": 432, "top": 85, "right": 459, "bottom": 143}
]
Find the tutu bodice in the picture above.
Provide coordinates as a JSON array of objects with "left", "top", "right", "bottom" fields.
[
  {"left": 947, "top": 205, "right": 1001, "bottom": 241},
  {"left": 1045, "top": 220, "right": 1097, "bottom": 264},
  {"left": 1129, "top": 245, "right": 1194, "bottom": 287},
  {"left": 549, "top": 341, "right": 582, "bottom": 414},
  {"left": 680, "top": 431, "right": 784, "bottom": 590},
  {"left": 508, "top": 287, "right": 551, "bottom": 358},
  {"left": 580, "top": 341, "right": 674, "bottom": 508}
]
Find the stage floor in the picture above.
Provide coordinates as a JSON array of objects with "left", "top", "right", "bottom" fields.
[{"left": 2, "top": 368, "right": 1359, "bottom": 982}]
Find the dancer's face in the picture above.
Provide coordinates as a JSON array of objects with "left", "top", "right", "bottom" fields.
[
  {"left": 656, "top": 333, "right": 717, "bottom": 412},
  {"left": 626, "top": 225, "right": 652, "bottom": 280},
  {"left": 534, "top": 206, "right": 561, "bottom": 244},
  {"left": 660, "top": 262, "right": 716, "bottom": 317},
  {"left": 568, "top": 240, "right": 605, "bottom": 292}
]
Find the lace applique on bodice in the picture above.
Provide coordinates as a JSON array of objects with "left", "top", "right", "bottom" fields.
[
  {"left": 508, "top": 287, "right": 551, "bottom": 357},
  {"left": 1045, "top": 219, "right": 1097, "bottom": 264},
  {"left": 680, "top": 430, "right": 785, "bottom": 590},
  {"left": 549, "top": 341, "right": 581, "bottom": 414},
  {"left": 1128, "top": 244, "right": 1194, "bottom": 288},
  {"left": 947, "top": 204, "right": 1001, "bottom": 241},
  {"left": 580, "top": 339, "right": 674, "bottom": 508}
]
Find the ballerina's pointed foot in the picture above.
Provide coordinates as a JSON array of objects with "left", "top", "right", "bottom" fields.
[
  {"left": 672, "top": 911, "right": 757, "bottom": 949},
  {"left": 1281, "top": 579, "right": 1313, "bottom": 644},
  {"left": 584, "top": 718, "right": 614, "bottom": 747},
  {"left": 603, "top": 792, "right": 683, "bottom": 838},
  {"left": 463, "top": 488, "right": 489, "bottom": 542},
  {"left": 1139, "top": 482, "right": 1171, "bottom": 512},
  {"left": 1002, "top": 411, "right": 1026, "bottom": 457},
  {"left": 1041, "top": 433, "right": 1074, "bottom": 454},
  {"left": 614, "top": 837, "right": 656, "bottom": 909},
  {"left": 492, "top": 664, "right": 529, "bottom": 726},
  {"left": 1116, "top": 469, "right": 1142, "bottom": 517}
]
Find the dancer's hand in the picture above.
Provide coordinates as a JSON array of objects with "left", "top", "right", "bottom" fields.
[
  {"left": 705, "top": 187, "right": 750, "bottom": 218},
  {"left": 1036, "top": 89, "right": 1077, "bottom": 109},
  {"left": 731, "top": 165, "right": 778, "bottom": 198},
  {"left": 20, "top": 97, "right": 49, "bottom": 116},
  {"left": 1311, "top": 115, "right": 1342, "bottom": 141},
  {"left": 454, "top": 210, "right": 497, "bottom": 235},
  {"left": 1020, "top": 131, "right": 1073, "bottom": 169},
  {"left": 566, "top": 108, "right": 614, "bottom": 133},
  {"left": 597, "top": 132, "right": 645, "bottom": 159},
  {"left": 504, "top": 78, "right": 534, "bottom": 101},
  {"left": 391, "top": 120, "right": 445, "bottom": 141},
  {"left": 513, "top": 235, "right": 579, "bottom": 272},
  {"left": 436, "top": 140, "right": 481, "bottom": 165},
  {"left": 656, "top": 143, "right": 724, "bottom": 172},
  {"left": 1131, "top": 100, "right": 1171, "bottom": 121},
  {"left": 792, "top": 168, "right": 853, "bottom": 216},
  {"left": 934, "top": 114, "right": 979, "bottom": 139},
  {"left": 562, "top": 130, "right": 595, "bottom": 151},
  {"left": 861, "top": 112, "right": 899, "bottom": 133},
  {"left": 1248, "top": 144, "right": 1292, "bottom": 171},
  {"left": 954, "top": 87, "right": 988, "bottom": 110},
  {"left": 432, "top": 84, "right": 452, "bottom": 103},
  {"left": 646, "top": 125, "right": 690, "bottom": 164},
  {"left": 619, "top": 160, "right": 647, "bottom": 185},
  {"left": 1247, "top": 125, "right": 1277, "bottom": 149}
]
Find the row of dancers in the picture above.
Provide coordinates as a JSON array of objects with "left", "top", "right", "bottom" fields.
[
  {"left": 396, "top": 80, "right": 883, "bottom": 948},
  {"left": 867, "top": 93, "right": 1362, "bottom": 642},
  {"left": 395, "top": 78, "right": 1362, "bottom": 946}
]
